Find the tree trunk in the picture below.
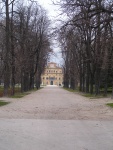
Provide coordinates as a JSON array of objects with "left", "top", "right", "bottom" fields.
[
  {"left": 21, "top": 70, "right": 24, "bottom": 93},
  {"left": 29, "top": 73, "right": 34, "bottom": 90},
  {"left": 82, "top": 63, "right": 85, "bottom": 92},
  {"left": 11, "top": 2, "right": 15, "bottom": 95},
  {"left": 112, "top": 81, "right": 113, "bottom": 99},
  {"left": 90, "top": 74, "right": 94, "bottom": 94},
  {"left": 86, "top": 62, "right": 90, "bottom": 93},
  {"left": 4, "top": 0, "right": 10, "bottom": 96},
  {"left": 79, "top": 64, "right": 82, "bottom": 91},
  {"left": 95, "top": 69, "right": 101, "bottom": 95},
  {"left": 23, "top": 72, "right": 29, "bottom": 92}
]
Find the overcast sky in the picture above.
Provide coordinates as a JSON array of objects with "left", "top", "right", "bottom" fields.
[
  {"left": 37, "top": 0, "right": 60, "bottom": 20},
  {"left": 37, "top": 0, "right": 63, "bottom": 65}
]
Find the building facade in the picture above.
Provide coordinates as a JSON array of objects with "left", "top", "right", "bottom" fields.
[{"left": 41, "top": 62, "right": 63, "bottom": 86}]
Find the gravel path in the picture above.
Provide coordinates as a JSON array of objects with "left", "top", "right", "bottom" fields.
[
  {"left": 0, "top": 86, "right": 113, "bottom": 150},
  {"left": 0, "top": 86, "right": 113, "bottom": 120}
]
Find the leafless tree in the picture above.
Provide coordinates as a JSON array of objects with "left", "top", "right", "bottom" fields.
[
  {"left": 57, "top": 0, "right": 113, "bottom": 96},
  {"left": 0, "top": 0, "right": 52, "bottom": 96}
]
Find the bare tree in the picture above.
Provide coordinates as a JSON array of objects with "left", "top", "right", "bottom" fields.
[
  {"left": 0, "top": 0, "right": 52, "bottom": 96},
  {"left": 57, "top": 0, "right": 113, "bottom": 96}
]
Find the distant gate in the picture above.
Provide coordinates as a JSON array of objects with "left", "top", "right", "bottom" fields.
[{"left": 50, "top": 81, "right": 53, "bottom": 85}]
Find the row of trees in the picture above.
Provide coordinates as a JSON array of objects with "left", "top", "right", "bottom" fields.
[
  {"left": 0, "top": 0, "right": 52, "bottom": 96},
  {"left": 58, "top": 0, "right": 113, "bottom": 96}
]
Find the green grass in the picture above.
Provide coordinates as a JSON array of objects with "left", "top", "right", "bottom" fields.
[
  {"left": 82, "top": 93, "right": 109, "bottom": 99},
  {"left": 11, "top": 87, "right": 43, "bottom": 98},
  {"left": 100, "top": 87, "right": 112, "bottom": 92},
  {"left": 11, "top": 92, "right": 30, "bottom": 98},
  {"left": 63, "top": 87, "right": 79, "bottom": 92},
  {"left": 82, "top": 93, "right": 93, "bottom": 97},
  {"left": 0, "top": 86, "right": 21, "bottom": 97},
  {"left": 106, "top": 103, "right": 113, "bottom": 108},
  {"left": 31, "top": 87, "right": 43, "bottom": 92},
  {"left": 63, "top": 87, "right": 111, "bottom": 99},
  {"left": 0, "top": 86, "right": 4, "bottom": 97},
  {"left": 0, "top": 100, "right": 10, "bottom": 107},
  {"left": 0, "top": 86, "right": 43, "bottom": 98}
]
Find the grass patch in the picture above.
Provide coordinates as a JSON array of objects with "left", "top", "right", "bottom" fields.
[
  {"left": 63, "top": 87, "right": 78, "bottom": 92},
  {"left": 11, "top": 92, "right": 30, "bottom": 98},
  {"left": 106, "top": 103, "right": 113, "bottom": 108},
  {"left": 0, "top": 86, "right": 21, "bottom": 97},
  {"left": 0, "top": 100, "right": 10, "bottom": 107},
  {"left": 31, "top": 87, "right": 43, "bottom": 92},
  {"left": 100, "top": 87, "right": 112, "bottom": 92},
  {"left": 82, "top": 93, "right": 93, "bottom": 97},
  {"left": 10, "top": 87, "right": 43, "bottom": 98},
  {"left": 63, "top": 87, "right": 111, "bottom": 99},
  {"left": 0, "top": 86, "right": 4, "bottom": 97},
  {"left": 82, "top": 93, "right": 108, "bottom": 99},
  {"left": 0, "top": 86, "right": 43, "bottom": 98}
]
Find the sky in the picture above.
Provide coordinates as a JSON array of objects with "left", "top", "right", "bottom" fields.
[
  {"left": 37, "top": 0, "right": 60, "bottom": 21},
  {"left": 37, "top": 0, "right": 63, "bottom": 65},
  {"left": 0, "top": 0, "right": 63, "bottom": 64}
]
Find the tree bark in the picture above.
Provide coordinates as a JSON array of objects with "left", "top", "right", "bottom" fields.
[{"left": 4, "top": 0, "right": 10, "bottom": 96}]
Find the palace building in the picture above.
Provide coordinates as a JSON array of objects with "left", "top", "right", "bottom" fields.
[{"left": 41, "top": 62, "right": 63, "bottom": 86}]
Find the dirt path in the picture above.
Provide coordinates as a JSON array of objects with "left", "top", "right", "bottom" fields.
[{"left": 0, "top": 86, "right": 113, "bottom": 120}]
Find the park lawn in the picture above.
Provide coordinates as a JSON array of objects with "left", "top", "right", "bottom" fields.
[
  {"left": 10, "top": 87, "right": 42, "bottom": 98},
  {"left": 0, "top": 86, "right": 21, "bottom": 97},
  {"left": 106, "top": 103, "right": 113, "bottom": 108},
  {"left": 82, "top": 88, "right": 112, "bottom": 99},
  {"left": 0, "top": 86, "right": 4, "bottom": 97},
  {"left": 100, "top": 87, "right": 112, "bottom": 92},
  {"left": 63, "top": 87, "right": 112, "bottom": 99},
  {"left": 0, "top": 100, "right": 10, "bottom": 107},
  {"left": 11, "top": 92, "right": 30, "bottom": 98},
  {"left": 0, "top": 86, "right": 43, "bottom": 98},
  {"left": 63, "top": 87, "right": 79, "bottom": 92},
  {"left": 82, "top": 93, "right": 110, "bottom": 99}
]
